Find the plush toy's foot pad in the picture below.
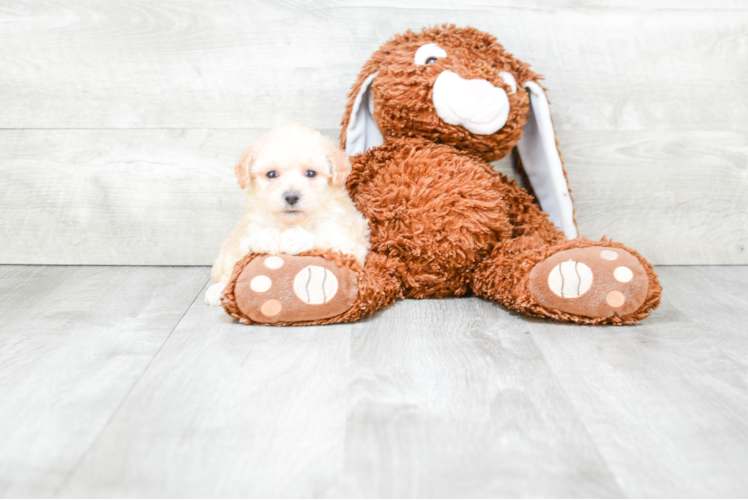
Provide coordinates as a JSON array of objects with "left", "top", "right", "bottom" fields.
[
  {"left": 232, "top": 254, "right": 358, "bottom": 324},
  {"left": 529, "top": 246, "right": 649, "bottom": 319}
]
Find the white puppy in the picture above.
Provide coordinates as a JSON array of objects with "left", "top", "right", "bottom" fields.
[{"left": 205, "top": 121, "right": 370, "bottom": 306}]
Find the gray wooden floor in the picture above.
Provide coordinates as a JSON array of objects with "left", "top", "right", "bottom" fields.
[{"left": 1, "top": 265, "right": 747, "bottom": 497}]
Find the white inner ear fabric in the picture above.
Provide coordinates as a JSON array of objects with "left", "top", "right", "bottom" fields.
[
  {"left": 516, "top": 82, "right": 578, "bottom": 239},
  {"left": 345, "top": 71, "right": 384, "bottom": 157}
]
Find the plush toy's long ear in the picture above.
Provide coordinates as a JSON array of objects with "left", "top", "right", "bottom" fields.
[
  {"left": 340, "top": 71, "right": 383, "bottom": 157},
  {"left": 517, "top": 81, "right": 578, "bottom": 239},
  {"left": 234, "top": 144, "right": 259, "bottom": 189}
]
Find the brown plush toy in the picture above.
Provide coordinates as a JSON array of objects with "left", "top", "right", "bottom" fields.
[{"left": 223, "top": 25, "right": 661, "bottom": 326}]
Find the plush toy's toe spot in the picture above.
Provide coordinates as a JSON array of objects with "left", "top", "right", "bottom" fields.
[
  {"left": 293, "top": 265, "right": 338, "bottom": 304},
  {"left": 264, "top": 256, "right": 284, "bottom": 269},
  {"left": 547, "top": 260, "right": 593, "bottom": 298},
  {"left": 232, "top": 254, "right": 358, "bottom": 324},
  {"left": 606, "top": 291, "right": 626, "bottom": 308},
  {"left": 529, "top": 246, "right": 649, "bottom": 319},
  {"left": 614, "top": 266, "right": 633, "bottom": 283},
  {"left": 250, "top": 275, "right": 272, "bottom": 292},
  {"left": 261, "top": 299, "right": 282, "bottom": 317},
  {"left": 600, "top": 250, "right": 618, "bottom": 261}
]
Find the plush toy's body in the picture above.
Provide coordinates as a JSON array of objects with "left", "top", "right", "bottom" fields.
[
  {"left": 348, "top": 136, "right": 561, "bottom": 298},
  {"left": 222, "top": 25, "right": 662, "bottom": 326}
]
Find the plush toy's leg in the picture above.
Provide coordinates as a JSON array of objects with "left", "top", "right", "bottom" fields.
[
  {"left": 473, "top": 235, "right": 662, "bottom": 325},
  {"left": 221, "top": 249, "right": 402, "bottom": 326}
]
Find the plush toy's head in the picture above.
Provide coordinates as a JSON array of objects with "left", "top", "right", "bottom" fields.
[
  {"left": 340, "top": 25, "right": 544, "bottom": 162},
  {"left": 341, "top": 25, "right": 579, "bottom": 239}
]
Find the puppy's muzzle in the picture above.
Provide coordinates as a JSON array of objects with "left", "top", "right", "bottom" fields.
[{"left": 284, "top": 191, "right": 300, "bottom": 206}]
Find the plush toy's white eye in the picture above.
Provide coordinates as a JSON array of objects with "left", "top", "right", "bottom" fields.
[
  {"left": 414, "top": 43, "right": 447, "bottom": 66},
  {"left": 499, "top": 71, "right": 517, "bottom": 94}
]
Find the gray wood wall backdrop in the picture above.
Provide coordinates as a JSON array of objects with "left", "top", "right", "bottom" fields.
[{"left": 1, "top": 0, "right": 746, "bottom": 265}]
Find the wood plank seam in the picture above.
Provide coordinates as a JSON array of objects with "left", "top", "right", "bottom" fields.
[
  {"left": 526, "top": 331, "right": 628, "bottom": 496},
  {"left": 51, "top": 275, "right": 211, "bottom": 495}
]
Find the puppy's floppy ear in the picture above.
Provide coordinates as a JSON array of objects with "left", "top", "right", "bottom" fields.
[
  {"left": 324, "top": 137, "right": 352, "bottom": 188},
  {"left": 234, "top": 144, "right": 259, "bottom": 189},
  {"left": 516, "top": 81, "right": 578, "bottom": 239},
  {"left": 340, "top": 70, "right": 383, "bottom": 157}
]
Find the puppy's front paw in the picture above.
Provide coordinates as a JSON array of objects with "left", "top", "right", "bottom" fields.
[
  {"left": 205, "top": 282, "right": 226, "bottom": 306},
  {"left": 280, "top": 227, "right": 316, "bottom": 255},
  {"left": 242, "top": 228, "right": 281, "bottom": 254},
  {"left": 352, "top": 244, "right": 369, "bottom": 266}
]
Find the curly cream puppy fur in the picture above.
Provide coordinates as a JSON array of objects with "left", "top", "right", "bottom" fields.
[{"left": 206, "top": 122, "right": 370, "bottom": 306}]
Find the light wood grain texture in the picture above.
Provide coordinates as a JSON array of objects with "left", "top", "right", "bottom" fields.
[
  {"left": 59, "top": 282, "right": 622, "bottom": 498},
  {"left": 59, "top": 282, "right": 355, "bottom": 498},
  {"left": 0, "top": 0, "right": 746, "bottom": 130},
  {"left": 1, "top": 0, "right": 746, "bottom": 266},
  {"left": 331, "top": 298, "right": 622, "bottom": 498},
  {"left": 0, "top": 265, "right": 208, "bottom": 497},
  {"left": 1, "top": 129, "right": 745, "bottom": 265},
  {"left": 527, "top": 266, "right": 748, "bottom": 497},
  {"left": 2, "top": 265, "right": 748, "bottom": 497},
  {"left": 562, "top": 131, "right": 748, "bottom": 265},
  {"left": 0, "top": 128, "right": 256, "bottom": 265},
  {"left": 663, "top": 266, "right": 748, "bottom": 362}
]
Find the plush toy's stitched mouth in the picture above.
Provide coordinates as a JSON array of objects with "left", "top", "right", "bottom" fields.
[{"left": 446, "top": 102, "right": 504, "bottom": 126}]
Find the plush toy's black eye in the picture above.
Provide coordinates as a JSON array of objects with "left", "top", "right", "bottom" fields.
[
  {"left": 266, "top": 171, "right": 279, "bottom": 179},
  {"left": 305, "top": 170, "right": 317, "bottom": 178},
  {"left": 425, "top": 57, "right": 438, "bottom": 65}
]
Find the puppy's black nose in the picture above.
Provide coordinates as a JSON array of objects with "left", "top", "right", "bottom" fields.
[{"left": 284, "top": 191, "right": 300, "bottom": 206}]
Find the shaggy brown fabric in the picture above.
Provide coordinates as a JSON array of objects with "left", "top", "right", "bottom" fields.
[
  {"left": 223, "top": 24, "right": 661, "bottom": 326},
  {"left": 346, "top": 136, "right": 564, "bottom": 299}
]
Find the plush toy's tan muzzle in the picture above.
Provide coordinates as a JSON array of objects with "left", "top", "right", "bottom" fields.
[{"left": 432, "top": 70, "right": 510, "bottom": 135}]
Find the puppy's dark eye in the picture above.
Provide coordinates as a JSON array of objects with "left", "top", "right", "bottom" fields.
[
  {"left": 425, "top": 57, "right": 438, "bottom": 65},
  {"left": 305, "top": 170, "right": 317, "bottom": 178},
  {"left": 266, "top": 171, "right": 278, "bottom": 179}
]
